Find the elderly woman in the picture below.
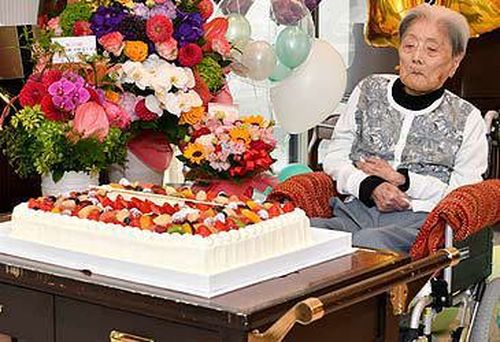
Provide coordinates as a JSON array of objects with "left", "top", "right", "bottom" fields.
[{"left": 312, "top": 4, "right": 488, "bottom": 252}]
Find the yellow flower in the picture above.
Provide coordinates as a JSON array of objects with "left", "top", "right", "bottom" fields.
[
  {"left": 242, "top": 115, "right": 265, "bottom": 127},
  {"left": 229, "top": 127, "right": 251, "bottom": 145},
  {"left": 124, "top": 41, "right": 148, "bottom": 62},
  {"left": 180, "top": 106, "right": 205, "bottom": 125},
  {"left": 105, "top": 90, "right": 121, "bottom": 104},
  {"left": 115, "top": 0, "right": 135, "bottom": 8},
  {"left": 82, "top": 0, "right": 112, "bottom": 11},
  {"left": 183, "top": 143, "right": 207, "bottom": 164}
]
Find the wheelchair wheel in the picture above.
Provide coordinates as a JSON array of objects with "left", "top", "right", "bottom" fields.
[{"left": 469, "top": 277, "right": 500, "bottom": 342}]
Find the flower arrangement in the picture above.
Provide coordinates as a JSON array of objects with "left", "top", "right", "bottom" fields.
[
  {"left": 178, "top": 105, "right": 277, "bottom": 184},
  {"left": 0, "top": 58, "right": 129, "bottom": 182},
  {"left": 32, "top": 0, "right": 233, "bottom": 177}
]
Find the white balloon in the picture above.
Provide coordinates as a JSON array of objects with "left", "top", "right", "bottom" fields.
[
  {"left": 270, "top": 39, "right": 346, "bottom": 134},
  {"left": 242, "top": 40, "right": 277, "bottom": 81}
]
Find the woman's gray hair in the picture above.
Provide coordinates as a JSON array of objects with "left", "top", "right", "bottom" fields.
[{"left": 399, "top": 4, "right": 470, "bottom": 57}]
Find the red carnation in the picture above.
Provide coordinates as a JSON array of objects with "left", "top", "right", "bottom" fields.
[
  {"left": 146, "top": 15, "right": 173, "bottom": 43},
  {"left": 178, "top": 43, "right": 203, "bottom": 67},
  {"left": 250, "top": 140, "right": 273, "bottom": 152},
  {"left": 197, "top": 0, "right": 214, "bottom": 21},
  {"left": 19, "top": 80, "right": 47, "bottom": 107},
  {"left": 191, "top": 127, "right": 211, "bottom": 139},
  {"left": 135, "top": 99, "right": 158, "bottom": 121},
  {"left": 40, "top": 95, "right": 66, "bottom": 121},
  {"left": 73, "top": 20, "right": 93, "bottom": 36},
  {"left": 41, "top": 69, "right": 62, "bottom": 87}
]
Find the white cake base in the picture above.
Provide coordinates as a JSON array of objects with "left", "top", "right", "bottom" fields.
[{"left": 0, "top": 222, "right": 353, "bottom": 297}]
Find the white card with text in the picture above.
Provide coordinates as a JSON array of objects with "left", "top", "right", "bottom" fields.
[{"left": 51, "top": 36, "right": 97, "bottom": 64}]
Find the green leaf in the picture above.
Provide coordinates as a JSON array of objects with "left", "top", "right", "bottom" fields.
[{"left": 52, "top": 169, "right": 64, "bottom": 183}]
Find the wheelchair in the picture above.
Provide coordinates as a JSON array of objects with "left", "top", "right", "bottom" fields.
[{"left": 305, "top": 110, "right": 500, "bottom": 341}]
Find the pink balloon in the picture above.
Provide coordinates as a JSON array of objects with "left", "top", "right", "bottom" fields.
[
  {"left": 219, "top": 0, "right": 254, "bottom": 15},
  {"left": 271, "top": 0, "right": 309, "bottom": 26}
]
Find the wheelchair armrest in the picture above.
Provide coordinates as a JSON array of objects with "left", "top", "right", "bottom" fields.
[
  {"left": 410, "top": 179, "right": 500, "bottom": 259},
  {"left": 267, "top": 172, "right": 338, "bottom": 218}
]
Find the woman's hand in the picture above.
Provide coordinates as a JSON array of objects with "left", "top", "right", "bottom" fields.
[
  {"left": 356, "top": 157, "right": 405, "bottom": 186},
  {"left": 371, "top": 182, "right": 411, "bottom": 212}
]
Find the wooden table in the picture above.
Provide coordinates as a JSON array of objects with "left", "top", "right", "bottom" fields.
[{"left": 0, "top": 214, "right": 454, "bottom": 342}]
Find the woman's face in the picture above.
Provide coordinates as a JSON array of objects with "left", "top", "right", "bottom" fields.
[{"left": 398, "top": 19, "right": 462, "bottom": 95}]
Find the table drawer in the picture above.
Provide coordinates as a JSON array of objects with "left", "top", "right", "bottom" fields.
[
  {"left": 56, "top": 297, "right": 222, "bottom": 342},
  {"left": 0, "top": 282, "right": 54, "bottom": 342}
]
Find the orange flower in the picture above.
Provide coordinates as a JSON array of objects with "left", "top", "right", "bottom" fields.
[
  {"left": 229, "top": 127, "right": 251, "bottom": 145},
  {"left": 242, "top": 115, "right": 265, "bottom": 127},
  {"left": 105, "top": 90, "right": 121, "bottom": 103},
  {"left": 124, "top": 41, "right": 148, "bottom": 62},
  {"left": 180, "top": 106, "right": 205, "bottom": 125}
]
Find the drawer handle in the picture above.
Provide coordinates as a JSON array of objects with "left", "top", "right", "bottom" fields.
[{"left": 109, "top": 330, "right": 154, "bottom": 342}]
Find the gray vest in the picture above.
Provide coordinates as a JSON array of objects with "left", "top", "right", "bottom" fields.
[{"left": 349, "top": 75, "right": 473, "bottom": 184}]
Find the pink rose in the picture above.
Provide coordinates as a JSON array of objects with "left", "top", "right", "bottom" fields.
[
  {"left": 73, "top": 102, "right": 110, "bottom": 142},
  {"left": 118, "top": 92, "right": 140, "bottom": 121},
  {"left": 47, "top": 17, "right": 62, "bottom": 36},
  {"left": 155, "top": 38, "right": 178, "bottom": 61},
  {"left": 154, "top": 0, "right": 168, "bottom": 3},
  {"left": 102, "top": 100, "right": 131, "bottom": 129},
  {"left": 98, "top": 32, "right": 124, "bottom": 57},
  {"left": 212, "top": 37, "right": 231, "bottom": 57}
]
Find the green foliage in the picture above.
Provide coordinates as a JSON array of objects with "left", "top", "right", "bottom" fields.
[
  {"left": 0, "top": 106, "right": 129, "bottom": 181},
  {"left": 197, "top": 55, "right": 224, "bottom": 93},
  {"left": 176, "top": 0, "right": 201, "bottom": 13},
  {"left": 59, "top": 2, "right": 92, "bottom": 36},
  {"left": 129, "top": 113, "right": 188, "bottom": 145}
]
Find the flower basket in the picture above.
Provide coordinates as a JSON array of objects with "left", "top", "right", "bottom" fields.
[
  {"left": 41, "top": 171, "right": 98, "bottom": 196},
  {"left": 109, "top": 148, "right": 165, "bottom": 185}
]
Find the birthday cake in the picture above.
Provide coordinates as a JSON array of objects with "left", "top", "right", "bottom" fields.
[{"left": 10, "top": 183, "right": 313, "bottom": 274}]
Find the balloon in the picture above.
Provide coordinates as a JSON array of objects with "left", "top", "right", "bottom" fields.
[
  {"left": 225, "top": 13, "right": 252, "bottom": 48},
  {"left": 278, "top": 163, "right": 312, "bottom": 182},
  {"left": 440, "top": 0, "right": 500, "bottom": 37},
  {"left": 270, "top": 39, "right": 347, "bottom": 134},
  {"left": 271, "top": 0, "right": 310, "bottom": 25},
  {"left": 365, "top": 0, "right": 423, "bottom": 48},
  {"left": 275, "top": 26, "right": 311, "bottom": 68},
  {"left": 219, "top": 0, "right": 255, "bottom": 16},
  {"left": 365, "top": 0, "right": 500, "bottom": 48},
  {"left": 268, "top": 59, "right": 292, "bottom": 82},
  {"left": 242, "top": 40, "right": 277, "bottom": 81}
]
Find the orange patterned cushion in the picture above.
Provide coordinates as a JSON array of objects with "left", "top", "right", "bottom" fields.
[
  {"left": 410, "top": 179, "right": 500, "bottom": 259},
  {"left": 267, "top": 172, "right": 337, "bottom": 218}
]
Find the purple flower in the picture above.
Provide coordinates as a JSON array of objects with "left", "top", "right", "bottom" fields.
[
  {"left": 117, "top": 15, "right": 147, "bottom": 41},
  {"left": 90, "top": 4, "right": 127, "bottom": 38},
  {"left": 133, "top": 3, "right": 150, "bottom": 18},
  {"left": 47, "top": 74, "right": 90, "bottom": 112},
  {"left": 71, "top": 87, "right": 91, "bottom": 106},
  {"left": 48, "top": 79, "right": 75, "bottom": 97},
  {"left": 62, "top": 72, "right": 85, "bottom": 88},
  {"left": 149, "top": 2, "right": 177, "bottom": 19},
  {"left": 174, "top": 11, "right": 204, "bottom": 47}
]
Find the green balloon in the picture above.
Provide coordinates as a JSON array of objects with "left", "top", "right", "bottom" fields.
[
  {"left": 268, "top": 59, "right": 292, "bottom": 82},
  {"left": 225, "top": 14, "right": 251, "bottom": 47},
  {"left": 275, "top": 26, "right": 312, "bottom": 69}
]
